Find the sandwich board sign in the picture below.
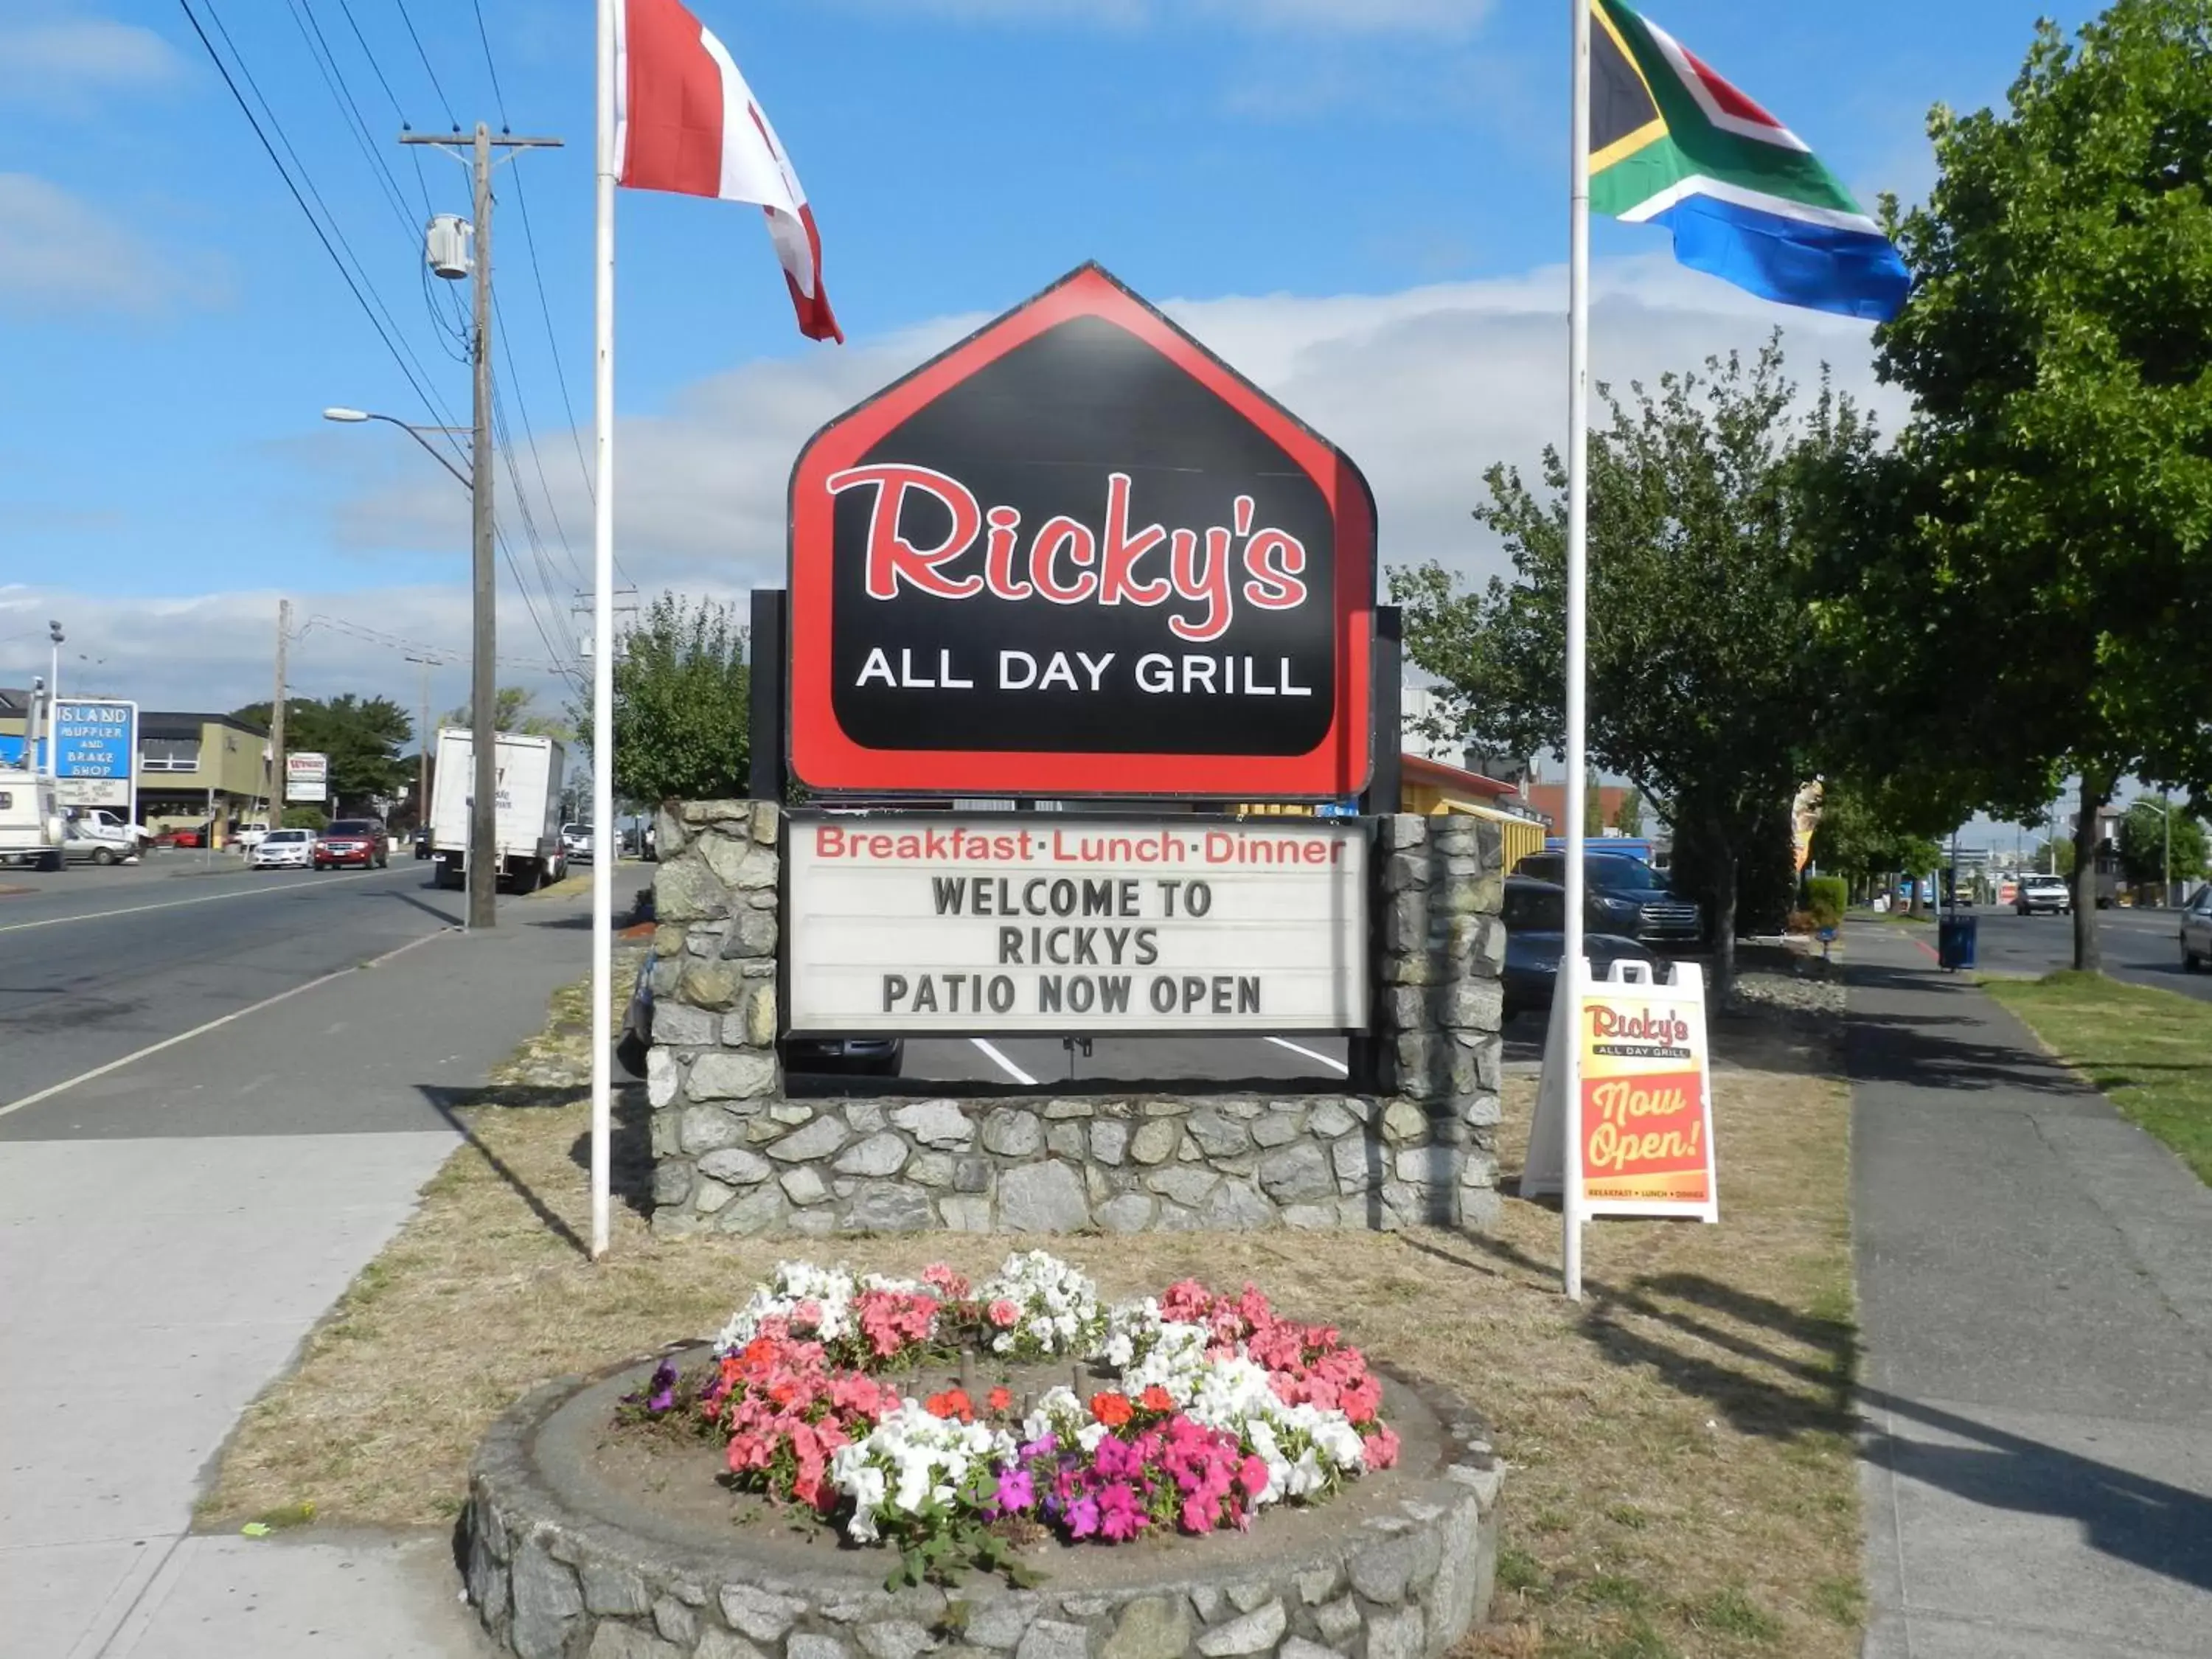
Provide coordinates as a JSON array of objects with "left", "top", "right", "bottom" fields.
[
  {"left": 787, "top": 262, "right": 1377, "bottom": 800},
  {"left": 1526, "top": 958, "right": 1719, "bottom": 1222}
]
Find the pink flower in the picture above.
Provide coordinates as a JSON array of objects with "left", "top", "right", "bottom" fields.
[
  {"left": 987, "top": 1298, "right": 1020, "bottom": 1328},
  {"left": 1237, "top": 1455, "right": 1270, "bottom": 1497},
  {"left": 1362, "top": 1425, "right": 1401, "bottom": 1470}
]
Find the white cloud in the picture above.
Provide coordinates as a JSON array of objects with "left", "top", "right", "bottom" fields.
[
  {"left": 0, "top": 583, "right": 572, "bottom": 720},
  {"left": 352, "top": 253, "right": 1900, "bottom": 597},
  {"left": 35, "top": 255, "right": 1903, "bottom": 714},
  {"left": 0, "top": 173, "right": 230, "bottom": 318},
  {"left": 0, "top": 17, "right": 184, "bottom": 109}
]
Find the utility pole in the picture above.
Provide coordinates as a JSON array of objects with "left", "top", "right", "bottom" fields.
[
  {"left": 46, "top": 620, "right": 63, "bottom": 783},
  {"left": 2163, "top": 787, "right": 2173, "bottom": 908},
  {"left": 270, "top": 598, "right": 291, "bottom": 829},
  {"left": 403, "top": 122, "right": 560, "bottom": 930},
  {"left": 403, "top": 653, "right": 438, "bottom": 838}
]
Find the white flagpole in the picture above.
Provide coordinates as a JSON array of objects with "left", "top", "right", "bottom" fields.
[
  {"left": 589, "top": 0, "right": 618, "bottom": 1260},
  {"left": 1562, "top": 0, "right": 1593, "bottom": 1301}
]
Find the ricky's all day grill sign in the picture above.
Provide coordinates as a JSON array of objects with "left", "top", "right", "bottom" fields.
[{"left": 788, "top": 263, "right": 1377, "bottom": 797}]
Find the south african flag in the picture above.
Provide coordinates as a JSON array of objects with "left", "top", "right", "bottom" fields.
[{"left": 1591, "top": 0, "right": 1910, "bottom": 321}]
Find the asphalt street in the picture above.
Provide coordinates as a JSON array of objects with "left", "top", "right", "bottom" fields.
[
  {"left": 0, "top": 849, "right": 588, "bottom": 1141},
  {"left": 1926, "top": 905, "right": 2210, "bottom": 1001},
  {"left": 1, "top": 846, "right": 596, "bottom": 1658}
]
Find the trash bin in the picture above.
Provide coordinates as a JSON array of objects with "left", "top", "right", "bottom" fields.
[{"left": 1937, "top": 912, "right": 1978, "bottom": 971}]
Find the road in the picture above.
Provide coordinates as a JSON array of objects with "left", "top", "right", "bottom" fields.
[
  {"left": 1935, "top": 905, "right": 2209, "bottom": 1001},
  {"left": 1, "top": 846, "right": 594, "bottom": 1658},
  {"left": 0, "top": 849, "right": 490, "bottom": 1131}
]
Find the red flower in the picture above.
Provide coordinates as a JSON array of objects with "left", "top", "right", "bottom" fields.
[
  {"left": 925, "top": 1388, "right": 974, "bottom": 1423},
  {"left": 1090, "top": 1391, "right": 1134, "bottom": 1429},
  {"left": 988, "top": 1387, "right": 1013, "bottom": 1414},
  {"left": 987, "top": 1298, "right": 1020, "bottom": 1328},
  {"left": 1138, "top": 1385, "right": 1175, "bottom": 1414}
]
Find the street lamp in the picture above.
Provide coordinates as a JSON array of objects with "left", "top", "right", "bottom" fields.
[
  {"left": 46, "top": 620, "right": 63, "bottom": 782},
  {"left": 322, "top": 407, "right": 471, "bottom": 489},
  {"left": 322, "top": 404, "right": 494, "bottom": 930}
]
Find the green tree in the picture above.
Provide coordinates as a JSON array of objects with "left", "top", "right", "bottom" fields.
[
  {"left": 1613, "top": 790, "right": 1645, "bottom": 838},
  {"left": 1810, "top": 0, "right": 2212, "bottom": 970},
  {"left": 1395, "top": 341, "right": 1870, "bottom": 992},
  {"left": 2118, "top": 799, "right": 2208, "bottom": 888},
  {"left": 442, "top": 684, "right": 571, "bottom": 740},
  {"left": 232, "top": 692, "right": 411, "bottom": 813},
  {"left": 1809, "top": 777, "right": 1947, "bottom": 902},
  {"left": 1583, "top": 773, "right": 1604, "bottom": 838},
  {"left": 574, "top": 592, "right": 751, "bottom": 805},
  {"left": 2032, "top": 836, "right": 2079, "bottom": 879}
]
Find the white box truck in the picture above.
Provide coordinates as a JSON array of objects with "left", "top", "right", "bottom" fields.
[
  {"left": 429, "top": 728, "right": 568, "bottom": 893},
  {"left": 0, "top": 769, "right": 64, "bottom": 871}
]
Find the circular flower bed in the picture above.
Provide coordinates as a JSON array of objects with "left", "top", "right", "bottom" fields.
[{"left": 616, "top": 1252, "right": 1405, "bottom": 1587}]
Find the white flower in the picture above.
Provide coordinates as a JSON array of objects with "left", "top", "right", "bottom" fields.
[
  {"left": 712, "top": 1259, "right": 861, "bottom": 1354},
  {"left": 975, "top": 1251, "right": 1103, "bottom": 1357}
]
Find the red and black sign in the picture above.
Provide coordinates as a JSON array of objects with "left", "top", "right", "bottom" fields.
[{"left": 788, "top": 263, "right": 1375, "bottom": 798}]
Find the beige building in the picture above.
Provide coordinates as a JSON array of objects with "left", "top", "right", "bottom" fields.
[{"left": 136, "top": 712, "right": 273, "bottom": 839}]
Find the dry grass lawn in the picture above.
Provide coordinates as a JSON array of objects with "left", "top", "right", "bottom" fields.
[{"left": 205, "top": 972, "right": 1861, "bottom": 1659}]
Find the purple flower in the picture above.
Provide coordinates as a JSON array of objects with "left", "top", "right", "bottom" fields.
[
  {"left": 1066, "top": 1495, "right": 1100, "bottom": 1538},
  {"left": 646, "top": 1360, "right": 678, "bottom": 1413},
  {"left": 993, "top": 1467, "right": 1036, "bottom": 1515}
]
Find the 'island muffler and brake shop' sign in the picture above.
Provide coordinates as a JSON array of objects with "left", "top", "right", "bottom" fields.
[
  {"left": 786, "top": 815, "right": 1368, "bottom": 1034},
  {"left": 776, "top": 263, "right": 1379, "bottom": 1041}
]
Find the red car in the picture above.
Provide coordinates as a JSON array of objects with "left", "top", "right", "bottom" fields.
[{"left": 313, "top": 818, "right": 389, "bottom": 870}]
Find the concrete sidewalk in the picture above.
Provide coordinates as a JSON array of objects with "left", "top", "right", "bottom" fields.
[
  {"left": 1847, "top": 925, "right": 2212, "bottom": 1657},
  {"left": 1, "top": 905, "right": 591, "bottom": 1658}
]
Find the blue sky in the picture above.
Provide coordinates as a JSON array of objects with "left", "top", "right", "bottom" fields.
[{"left": 0, "top": 0, "right": 2085, "bottom": 725}]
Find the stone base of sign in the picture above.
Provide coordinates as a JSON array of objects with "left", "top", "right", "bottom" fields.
[
  {"left": 647, "top": 804, "right": 1502, "bottom": 1239},
  {"left": 463, "top": 1350, "right": 1503, "bottom": 1659}
]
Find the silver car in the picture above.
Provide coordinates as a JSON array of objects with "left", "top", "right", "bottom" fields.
[{"left": 2182, "top": 887, "right": 2212, "bottom": 973}]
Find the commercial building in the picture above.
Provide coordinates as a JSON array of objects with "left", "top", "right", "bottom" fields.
[{"left": 135, "top": 712, "right": 272, "bottom": 840}]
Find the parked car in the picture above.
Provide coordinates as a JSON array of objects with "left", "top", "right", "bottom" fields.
[
  {"left": 2181, "top": 886, "right": 2212, "bottom": 972},
  {"left": 314, "top": 817, "right": 389, "bottom": 870},
  {"left": 562, "top": 822, "right": 595, "bottom": 863},
  {"left": 233, "top": 821, "right": 272, "bottom": 851},
  {"left": 60, "top": 819, "right": 133, "bottom": 866},
  {"left": 1511, "top": 851, "right": 1705, "bottom": 947},
  {"left": 1498, "top": 875, "right": 1663, "bottom": 1020},
  {"left": 2016, "top": 873, "right": 2073, "bottom": 916},
  {"left": 250, "top": 827, "right": 315, "bottom": 869},
  {"left": 163, "top": 821, "right": 214, "bottom": 849},
  {"left": 616, "top": 959, "right": 902, "bottom": 1079}
]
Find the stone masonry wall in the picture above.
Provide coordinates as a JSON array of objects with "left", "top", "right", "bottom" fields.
[{"left": 646, "top": 804, "right": 1502, "bottom": 1239}]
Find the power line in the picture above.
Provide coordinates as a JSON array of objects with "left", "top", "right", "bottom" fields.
[
  {"left": 465, "top": 5, "right": 626, "bottom": 585},
  {"left": 469, "top": 0, "right": 509, "bottom": 129},
  {"left": 333, "top": 0, "right": 438, "bottom": 219},
  {"left": 199, "top": 0, "right": 459, "bottom": 442},
  {"left": 392, "top": 0, "right": 459, "bottom": 130},
  {"left": 493, "top": 287, "right": 584, "bottom": 585},
  {"left": 178, "top": 0, "right": 461, "bottom": 455},
  {"left": 285, "top": 0, "right": 418, "bottom": 246}
]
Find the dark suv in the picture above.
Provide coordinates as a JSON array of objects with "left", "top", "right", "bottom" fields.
[{"left": 1512, "top": 851, "right": 1704, "bottom": 947}]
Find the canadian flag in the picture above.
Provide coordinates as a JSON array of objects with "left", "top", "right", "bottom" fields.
[{"left": 613, "top": 0, "right": 841, "bottom": 342}]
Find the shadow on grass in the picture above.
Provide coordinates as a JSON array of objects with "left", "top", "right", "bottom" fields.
[
  {"left": 415, "top": 1083, "right": 587, "bottom": 1254},
  {"left": 1412, "top": 1230, "right": 1861, "bottom": 1446}
]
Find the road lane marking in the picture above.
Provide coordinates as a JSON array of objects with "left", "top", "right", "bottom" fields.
[
  {"left": 0, "top": 927, "right": 452, "bottom": 1118},
  {"left": 970, "top": 1038, "right": 1037, "bottom": 1086},
  {"left": 0, "top": 868, "right": 392, "bottom": 934},
  {"left": 1266, "top": 1036, "right": 1349, "bottom": 1074}
]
